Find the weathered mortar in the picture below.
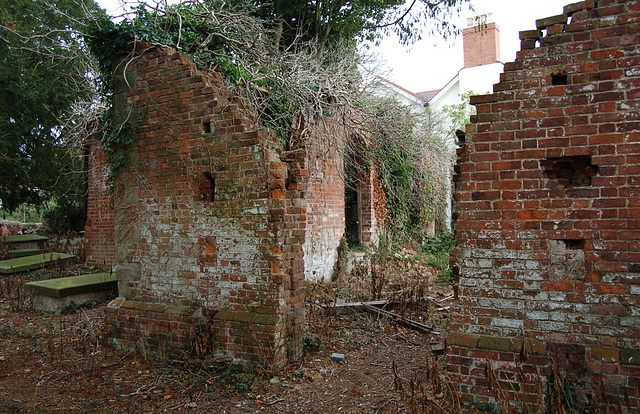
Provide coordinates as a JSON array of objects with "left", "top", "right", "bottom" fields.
[
  {"left": 449, "top": 0, "right": 640, "bottom": 410},
  {"left": 103, "top": 43, "right": 306, "bottom": 367}
]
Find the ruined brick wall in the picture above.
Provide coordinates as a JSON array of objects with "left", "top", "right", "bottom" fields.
[
  {"left": 84, "top": 135, "right": 115, "bottom": 268},
  {"left": 104, "top": 44, "right": 305, "bottom": 367},
  {"left": 448, "top": 0, "right": 640, "bottom": 410}
]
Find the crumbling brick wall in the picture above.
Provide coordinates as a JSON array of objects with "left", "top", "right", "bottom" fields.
[
  {"left": 84, "top": 135, "right": 115, "bottom": 268},
  {"left": 448, "top": 0, "right": 640, "bottom": 410},
  {"left": 104, "top": 43, "right": 305, "bottom": 367}
]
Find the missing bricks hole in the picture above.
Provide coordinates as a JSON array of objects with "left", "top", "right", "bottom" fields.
[
  {"left": 202, "top": 121, "right": 211, "bottom": 133},
  {"left": 198, "top": 171, "right": 216, "bottom": 202},
  {"left": 562, "top": 239, "right": 585, "bottom": 250},
  {"left": 551, "top": 69, "right": 568, "bottom": 85},
  {"left": 542, "top": 156, "right": 598, "bottom": 189}
]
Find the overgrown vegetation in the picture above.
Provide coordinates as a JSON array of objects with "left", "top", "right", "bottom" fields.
[
  {"left": 82, "top": 0, "right": 464, "bottom": 237},
  {"left": 2, "top": 0, "right": 469, "bottom": 243}
]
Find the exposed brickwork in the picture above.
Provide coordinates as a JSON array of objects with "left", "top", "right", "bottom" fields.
[
  {"left": 103, "top": 44, "right": 305, "bottom": 367},
  {"left": 303, "top": 135, "right": 345, "bottom": 281},
  {"left": 463, "top": 21, "right": 501, "bottom": 68},
  {"left": 84, "top": 135, "right": 115, "bottom": 268},
  {"left": 449, "top": 0, "right": 640, "bottom": 410},
  {"left": 357, "top": 164, "right": 381, "bottom": 245}
]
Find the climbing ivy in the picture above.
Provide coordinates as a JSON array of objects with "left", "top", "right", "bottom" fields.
[{"left": 367, "top": 98, "right": 453, "bottom": 249}]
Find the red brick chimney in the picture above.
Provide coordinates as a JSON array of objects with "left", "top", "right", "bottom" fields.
[{"left": 463, "top": 14, "right": 500, "bottom": 68}]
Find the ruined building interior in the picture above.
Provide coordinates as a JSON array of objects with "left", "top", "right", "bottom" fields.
[{"left": 84, "top": 0, "right": 639, "bottom": 409}]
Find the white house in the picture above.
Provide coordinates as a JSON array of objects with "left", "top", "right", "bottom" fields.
[{"left": 372, "top": 13, "right": 506, "bottom": 230}]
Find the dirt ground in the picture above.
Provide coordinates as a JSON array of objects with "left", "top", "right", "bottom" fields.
[{"left": 0, "top": 255, "right": 478, "bottom": 414}]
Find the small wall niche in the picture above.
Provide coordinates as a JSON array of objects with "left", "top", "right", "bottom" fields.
[
  {"left": 542, "top": 156, "right": 598, "bottom": 189},
  {"left": 198, "top": 171, "right": 216, "bottom": 202},
  {"left": 202, "top": 121, "right": 212, "bottom": 133}
]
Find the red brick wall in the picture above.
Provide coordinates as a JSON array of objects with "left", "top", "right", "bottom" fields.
[
  {"left": 84, "top": 135, "right": 115, "bottom": 268},
  {"left": 463, "top": 21, "right": 501, "bottom": 68},
  {"left": 449, "top": 0, "right": 640, "bottom": 410},
  {"left": 104, "top": 44, "right": 305, "bottom": 367},
  {"left": 303, "top": 135, "right": 345, "bottom": 281}
]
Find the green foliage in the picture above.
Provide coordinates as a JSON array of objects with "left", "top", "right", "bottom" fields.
[
  {"left": 87, "top": 1, "right": 245, "bottom": 84},
  {"left": 0, "top": 0, "right": 105, "bottom": 212},
  {"left": 216, "top": 363, "right": 261, "bottom": 392},
  {"left": 441, "top": 90, "right": 476, "bottom": 138},
  {"left": 421, "top": 231, "right": 455, "bottom": 256},
  {"left": 1, "top": 203, "right": 45, "bottom": 223},
  {"left": 421, "top": 232, "right": 455, "bottom": 281},
  {"left": 471, "top": 401, "right": 498, "bottom": 412},
  {"left": 303, "top": 335, "right": 322, "bottom": 354},
  {"left": 254, "top": 0, "right": 470, "bottom": 50},
  {"left": 367, "top": 98, "right": 452, "bottom": 248},
  {"left": 42, "top": 202, "right": 85, "bottom": 236}
]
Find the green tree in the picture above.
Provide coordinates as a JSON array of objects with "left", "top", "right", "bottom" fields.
[
  {"left": 0, "top": 0, "right": 105, "bottom": 212},
  {"left": 254, "top": 0, "right": 470, "bottom": 52}
]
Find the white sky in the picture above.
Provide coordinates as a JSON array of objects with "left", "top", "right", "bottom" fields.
[{"left": 97, "top": 0, "right": 567, "bottom": 93}]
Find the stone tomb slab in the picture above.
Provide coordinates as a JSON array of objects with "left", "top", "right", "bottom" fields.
[
  {"left": 6, "top": 248, "right": 40, "bottom": 258},
  {"left": 0, "top": 252, "right": 75, "bottom": 274},
  {"left": 1, "top": 234, "right": 48, "bottom": 251},
  {"left": 24, "top": 272, "right": 117, "bottom": 314}
]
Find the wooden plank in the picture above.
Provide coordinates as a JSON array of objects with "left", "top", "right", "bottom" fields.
[
  {"left": 329, "top": 299, "right": 389, "bottom": 309},
  {"left": 362, "top": 304, "right": 440, "bottom": 335},
  {"left": 0, "top": 252, "right": 75, "bottom": 274}
]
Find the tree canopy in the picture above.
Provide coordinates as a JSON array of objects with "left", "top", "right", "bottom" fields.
[
  {"left": 0, "top": 0, "right": 105, "bottom": 212},
  {"left": 253, "top": 0, "right": 470, "bottom": 51}
]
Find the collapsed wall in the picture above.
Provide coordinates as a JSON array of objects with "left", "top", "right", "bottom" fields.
[
  {"left": 449, "top": 0, "right": 640, "bottom": 410},
  {"left": 104, "top": 43, "right": 305, "bottom": 367}
]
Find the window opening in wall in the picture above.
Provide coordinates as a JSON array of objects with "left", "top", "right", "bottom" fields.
[
  {"left": 198, "top": 171, "right": 216, "bottom": 202},
  {"left": 202, "top": 121, "right": 211, "bottom": 133},
  {"left": 542, "top": 156, "right": 598, "bottom": 189},
  {"left": 551, "top": 69, "right": 568, "bottom": 85},
  {"left": 344, "top": 163, "right": 360, "bottom": 247}
]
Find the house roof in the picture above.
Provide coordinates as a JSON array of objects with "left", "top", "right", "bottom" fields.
[
  {"left": 416, "top": 90, "right": 440, "bottom": 102},
  {"left": 376, "top": 77, "right": 428, "bottom": 103}
]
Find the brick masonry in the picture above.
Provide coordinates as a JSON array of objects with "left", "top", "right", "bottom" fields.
[
  {"left": 84, "top": 135, "right": 115, "bottom": 268},
  {"left": 303, "top": 132, "right": 346, "bottom": 281},
  {"left": 463, "top": 21, "right": 501, "bottom": 69},
  {"left": 102, "top": 43, "right": 306, "bottom": 368},
  {"left": 449, "top": 0, "right": 640, "bottom": 410}
]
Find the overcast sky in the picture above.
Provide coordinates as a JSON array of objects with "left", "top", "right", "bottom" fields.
[
  {"left": 373, "top": 0, "right": 566, "bottom": 92},
  {"left": 97, "top": 0, "right": 568, "bottom": 92}
]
